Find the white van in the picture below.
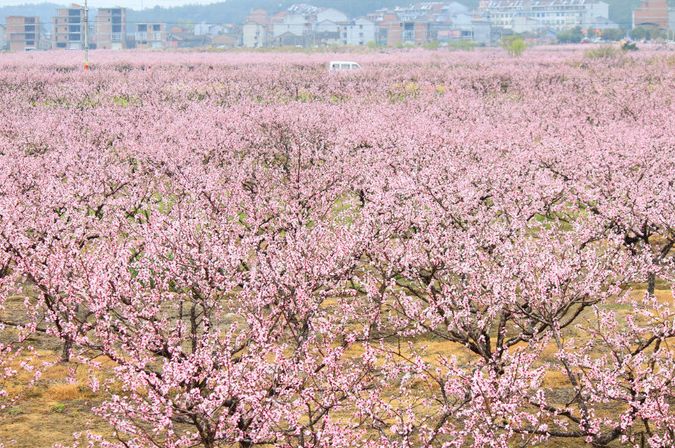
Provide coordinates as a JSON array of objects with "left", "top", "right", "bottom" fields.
[{"left": 327, "top": 61, "right": 361, "bottom": 71}]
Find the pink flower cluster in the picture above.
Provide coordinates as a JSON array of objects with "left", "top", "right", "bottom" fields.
[{"left": 0, "top": 49, "right": 673, "bottom": 447}]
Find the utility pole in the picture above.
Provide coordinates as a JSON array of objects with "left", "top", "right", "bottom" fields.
[{"left": 83, "top": 0, "right": 89, "bottom": 70}]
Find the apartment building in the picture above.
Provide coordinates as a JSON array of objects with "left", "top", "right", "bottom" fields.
[
  {"left": 133, "top": 23, "right": 166, "bottom": 49},
  {"left": 6, "top": 16, "right": 41, "bottom": 52},
  {"left": 480, "top": 0, "right": 614, "bottom": 32},
  {"left": 632, "top": 0, "right": 669, "bottom": 29},
  {"left": 95, "top": 7, "right": 126, "bottom": 49},
  {"left": 53, "top": 4, "right": 86, "bottom": 50}
]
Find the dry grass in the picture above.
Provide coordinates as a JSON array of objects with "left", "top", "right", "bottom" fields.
[
  {"left": 0, "top": 355, "right": 112, "bottom": 447},
  {"left": 0, "top": 287, "right": 672, "bottom": 447}
]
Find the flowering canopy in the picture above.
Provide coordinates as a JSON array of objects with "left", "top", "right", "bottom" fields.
[{"left": 0, "top": 48, "right": 673, "bottom": 448}]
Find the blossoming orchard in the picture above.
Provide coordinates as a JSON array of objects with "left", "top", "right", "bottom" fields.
[{"left": 0, "top": 48, "right": 673, "bottom": 448}]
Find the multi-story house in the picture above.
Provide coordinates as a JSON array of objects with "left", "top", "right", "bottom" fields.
[
  {"left": 95, "top": 7, "right": 126, "bottom": 49},
  {"left": 632, "top": 0, "right": 670, "bottom": 29},
  {"left": 314, "top": 8, "right": 349, "bottom": 45},
  {"left": 243, "top": 5, "right": 393, "bottom": 48},
  {"left": 480, "top": 0, "right": 615, "bottom": 32},
  {"left": 272, "top": 12, "right": 314, "bottom": 46},
  {"left": 53, "top": 4, "right": 87, "bottom": 50},
  {"left": 377, "top": 14, "right": 431, "bottom": 46},
  {"left": 6, "top": 16, "right": 41, "bottom": 52},
  {"left": 133, "top": 23, "right": 166, "bottom": 49},
  {"left": 341, "top": 18, "right": 377, "bottom": 46},
  {"left": 368, "top": 2, "right": 489, "bottom": 46},
  {"left": 243, "top": 22, "right": 269, "bottom": 47},
  {"left": 431, "top": 14, "right": 492, "bottom": 45},
  {"left": 242, "top": 9, "right": 270, "bottom": 48}
]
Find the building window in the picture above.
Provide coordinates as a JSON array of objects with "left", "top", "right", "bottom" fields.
[{"left": 153, "top": 24, "right": 161, "bottom": 31}]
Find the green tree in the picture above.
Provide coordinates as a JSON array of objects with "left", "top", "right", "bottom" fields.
[
  {"left": 630, "top": 26, "right": 667, "bottom": 41},
  {"left": 557, "top": 26, "right": 584, "bottom": 43},
  {"left": 601, "top": 28, "right": 626, "bottom": 41},
  {"left": 501, "top": 36, "right": 527, "bottom": 57}
]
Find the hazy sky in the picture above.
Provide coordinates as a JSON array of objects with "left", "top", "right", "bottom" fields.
[{"left": 0, "top": 0, "right": 222, "bottom": 8}]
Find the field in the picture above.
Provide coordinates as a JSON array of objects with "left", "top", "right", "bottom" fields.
[{"left": 0, "top": 47, "right": 674, "bottom": 448}]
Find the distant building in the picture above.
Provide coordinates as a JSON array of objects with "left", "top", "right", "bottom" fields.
[
  {"left": 0, "top": 24, "right": 6, "bottom": 51},
  {"left": 95, "top": 7, "right": 126, "bottom": 49},
  {"left": 243, "top": 22, "right": 269, "bottom": 47},
  {"left": 211, "top": 33, "right": 239, "bottom": 48},
  {"left": 194, "top": 22, "right": 225, "bottom": 36},
  {"left": 317, "top": 8, "right": 349, "bottom": 24},
  {"left": 167, "top": 27, "right": 209, "bottom": 48},
  {"left": 6, "top": 16, "right": 42, "bottom": 52},
  {"left": 480, "top": 0, "right": 615, "bottom": 32},
  {"left": 367, "top": 2, "right": 490, "bottom": 46},
  {"left": 272, "top": 12, "right": 313, "bottom": 46},
  {"left": 315, "top": 19, "right": 342, "bottom": 45},
  {"left": 432, "top": 14, "right": 492, "bottom": 45},
  {"left": 632, "top": 0, "right": 669, "bottom": 29},
  {"left": 242, "top": 9, "right": 270, "bottom": 47},
  {"left": 340, "top": 18, "right": 377, "bottom": 46},
  {"left": 53, "top": 4, "right": 87, "bottom": 50},
  {"left": 243, "top": 4, "right": 414, "bottom": 48},
  {"left": 379, "top": 15, "right": 431, "bottom": 46},
  {"left": 133, "top": 22, "right": 166, "bottom": 49}
]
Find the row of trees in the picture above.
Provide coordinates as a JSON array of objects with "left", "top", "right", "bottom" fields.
[
  {"left": 556, "top": 26, "right": 674, "bottom": 43},
  {"left": 0, "top": 51, "right": 674, "bottom": 447}
]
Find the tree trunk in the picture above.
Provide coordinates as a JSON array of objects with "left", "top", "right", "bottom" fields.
[
  {"left": 60, "top": 337, "right": 72, "bottom": 363},
  {"left": 647, "top": 272, "right": 656, "bottom": 296}
]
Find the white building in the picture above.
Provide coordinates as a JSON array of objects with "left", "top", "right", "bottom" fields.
[
  {"left": 481, "top": 0, "right": 615, "bottom": 32},
  {"left": 242, "top": 22, "right": 268, "bottom": 47},
  {"left": 194, "top": 23, "right": 224, "bottom": 36},
  {"left": 244, "top": 5, "right": 377, "bottom": 48},
  {"left": 340, "top": 18, "right": 377, "bottom": 46},
  {"left": 0, "top": 24, "right": 6, "bottom": 51},
  {"left": 317, "top": 8, "right": 348, "bottom": 23},
  {"left": 272, "top": 14, "right": 310, "bottom": 39}
]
